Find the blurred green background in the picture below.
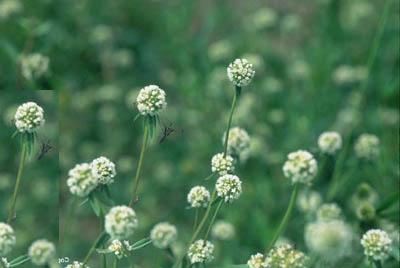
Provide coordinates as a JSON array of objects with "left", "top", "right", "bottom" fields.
[
  {"left": 1, "top": 0, "right": 399, "bottom": 267},
  {"left": 0, "top": 91, "right": 58, "bottom": 266}
]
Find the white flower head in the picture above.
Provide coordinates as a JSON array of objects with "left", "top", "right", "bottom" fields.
[
  {"left": 297, "top": 190, "right": 322, "bottom": 213},
  {"left": 318, "top": 131, "right": 342, "bottom": 154},
  {"left": 283, "top": 150, "right": 318, "bottom": 185},
  {"left": 215, "top": 174, "right": 242, "bottom": 203},
  {"left": 361, "top": 229, "right": 392, "bottom": 261},
  {"left": 187, "top": 239, "right": 214, "bottom": 264},
  {"left": 354, "top": 134, "right": 380, "bottom": 160},
  {"left": 14, "top": 102, "right": 45, "bottom": 133},
  {"left": 1, "top": 258, "right": 9, "bottom": 268},
  {"left": 105, "top": 206, "right": 138, "bottom": 240},
  {"left": 65, "top": 261, "right": 89, "bottom": 268},
  {"left": 108, "top": 240, "right": 127, "bottom": 259},
  {"left": 264, "top": 244, "right": 308, "bottom": 268},
  {"left": 67, "top": 163, "right": 98, "bottom": 197},
  {"left": 28, "top": 239, "right": 56, "bottom": 265},
  {"left": 211, "top": 220, "right": 235, "bottom": 240},
  {"left": 211, "top": 153, "right": 235, "bottom": 175},
  {"left": 247, "top": 253, "right": 266, "bottom": 268},
  {"left": 305, "top": 219, "right": 353, "bottom": 262},
  {"left": 0, "top": 223, "right": 16, "bottom": 256},
  {"left": 227, "top": 58, "right": 255, "bottom": 87},
  {"left": 187, "top": 186, "right": 210, "bottom": 208},
  {"left": 136, "top": 85, "right": 167, "bottom": 116},
  {"left": 317, "top": 203, "right": 342, "bottom": 221},
  {"left": 222, "top": 127, "right": 251, "bottom": 160},
  {"left": 91, "top": 156, "right": 116, "bottom": 185},
  {"left": 150, "top": 222, "right": 177, "bottom": 249},
  {"left": 20, "top": 53, "right": 49, "bottom": 80}
]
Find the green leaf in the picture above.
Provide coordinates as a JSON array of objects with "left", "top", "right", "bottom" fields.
[
  {"left": 9, "top": 254, "right": 30, "bottom": 266},
  {"left": 88, "top": 194, "right": 102, "bottom": 217},
  {"left": 130, "top": 237, "right": 152, "bottom": 251},
  {"left": 376, "top": 192, "right": 400, "bottom": 213}
]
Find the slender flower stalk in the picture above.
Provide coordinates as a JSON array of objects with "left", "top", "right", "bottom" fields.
[
  {"left": 129, "top": 124, "right": 149, "bottom": 206},
  {"left": 204, "top": 200, "right": 223, "bottom": 240},
  {"left": 7, "top": 142, "right": 27, "bottom": 223},
  {"left": 267, "top": 184, "right": 299, "bottom": 251},
  {"left": 223, "top": 87, "right": 239, "bottom": 156},
  {"left": 82, "top": 231, "right": 107, "bottom": 265}
]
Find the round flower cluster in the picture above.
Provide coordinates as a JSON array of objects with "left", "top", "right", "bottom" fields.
[
  {"left": 14, "top": 102, "right": 45, "bottom": 133},
  {"left": 108, "top": 240, "right": 128, "bottom": 259},
  {"left": 227, "top": 58, "right": 255, "bottom": 87},
  {"left": 297, "top": 190, "right": 322, "bottom": 213},
  {"left": 305, "top": 219, "right": 353, "bottom": 261},
  {"left": 91, "top": 156, "right": 116, "bottom": 185},
  {"left": 223, "top": 127, "right": 251, "bottom": 159},
  {"left": 187, "top": 186, "right": 210, "bottom": 208},
  {"left": 105, "top": 206, "right": 138, "bottom": 240},
  {"left": 264, "top": 244, "right": 308, "bottom": 268},
  {"left": 361, "top": 229, "right": 392, "bottom": 261},
  {"left": 136, "top": 85, "right": 167, "bottom": 116},
  {"left": 0, "top": 223, "right": 16, "bottom": 256},
  {"left": 67, "top": 163, "right": 98, "bottom": 197},
  {"left": 247, "top": 253, "right": 266, "bottom": 268},
  {"left": 283, "top": 150, "right": 317, "bottom": 185},
  {"left": 317, "top": 203, "right": 342, "bottom": 221},
  {"left": 211, "top": 220, "right": 235, "bottom": 240},
  {"left": 318, "top": 131, "right": 342, "bottom": 154},
  {"left": 187, "top": 239, "right": 214, "bottom": 264},
  {"left": 211, "top": 153, "right": 235, "bottom": 175},
  {"left": 28, "top": 239, "right": 56, "bottom": 265},
  {"left": 215, "top": 174, "right": 242, "bottom": 203},
  {"left": 150, "top": 222, "right": 177, "bottom": 249},
  {"left": 356, "top": 201, "right": 376, "bottom": 221},
  {"left": 65, "top": 261, "right": 89, "bottom": 268},
  {"left": 20, "top": 53, "right": 49, "bottom": 80},
  {"left": 354, "top": 134, "right": 380, "bottom": 160}
]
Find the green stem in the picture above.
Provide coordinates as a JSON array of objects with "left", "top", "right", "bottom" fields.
[
  {"left": 60, "top": 197, "right": 77, "bottom": 244},
  {"left": 373, "top": 260, "right": 383, "bottom": 268},
  {"left": 223, "top": 87, "right": 239, "bottom": 156},
  {"left": 192, "top": 209, "right": 199, "bottom": 232},
  {"left": 113, "top": 258, "right": 118, "bottom": 268},
  {"left": 7, "top": 142, "right": 27, "bottom": 223},
  {"left": 189, "top": 190, "right": 216, "bottom": 245},
  {"left": 327, "top": 137, "right": 350, "bottom": 200},
  {"left": 266, "top": 184, "right": 299, "bottom": 251},
  {"left": 129, "top": 124, "right": 149, "bottom": 206},
  {"left": 82, "top": 231, "right": 106, "bottom": 265},
  {"left": 204, "top": 200, "right": 223, "bottom": 240}
]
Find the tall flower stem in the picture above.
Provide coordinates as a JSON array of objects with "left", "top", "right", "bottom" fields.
[
  {"left": 223, "top": 86, "right": 240, "bottom": 156},
  {"left": 82, "top": 231, "right": 106, "bottom": 265},
  {"left": 189, "top": 190, "right": 216, "bottom": 245},
  {"left": 266, "top": 184, "right": 299, "bottom": 251},
  {"left": 204, "top": 200, "right": 223, "bottom": 240},
  {"left": 373, "top": 260, "right": 383, "bottom": 268},
  {"left": 7, "top": 142, "right": 27, "bottom": 223},
  {"left": 129, "top": 124, "right": 149, "bottom": 206}
]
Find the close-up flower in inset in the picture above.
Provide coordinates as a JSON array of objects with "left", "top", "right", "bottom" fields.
[
  {"left": 14, "top": 102, "right": 45, "bottom": 133},
  {"left": 136, "top": 85, "right": 167, "bottom": 116},
  {"left": 227, "top": 58, "right": 255, "bottom": 87},
  {"left": 105, "top": 205, "right": 138, "bottom": 240}
]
